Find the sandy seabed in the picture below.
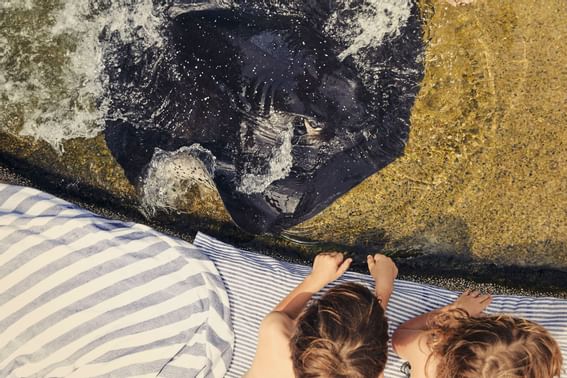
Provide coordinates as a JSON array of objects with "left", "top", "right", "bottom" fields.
[{"left": 1, "top": 0, "right": 566, "bottom": 290}]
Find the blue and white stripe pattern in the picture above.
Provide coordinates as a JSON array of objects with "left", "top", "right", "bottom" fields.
[
  {"left": 194, "top": 232, "right": 567, "bottom": 378},
  {"left": 0, "top": 184, "right": 233, "bottom": 378}
]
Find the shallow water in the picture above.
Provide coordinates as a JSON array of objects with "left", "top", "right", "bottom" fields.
[
  {"left": 0, "top": 0, "right": 163, "bottom": 148},
  {"left": 291, "top": 0, "right": 567, "bottom": 268},
  {"left": 1, "top": 0, "right": 566, "bottom": 272}
]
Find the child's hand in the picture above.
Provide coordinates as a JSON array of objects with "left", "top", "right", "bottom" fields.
[
  {"left": 449, "top": 289, "right": 492, "bottom": 317},
  {"left": 308, "top": 252, "right": 352, "bottom": 288},
  {"left": 367, "top": 254, "right": 398, "bottom": 302}
]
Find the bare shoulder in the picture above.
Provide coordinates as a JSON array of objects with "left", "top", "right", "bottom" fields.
[
  {"left": 260, "top": 311, "right": 295, "bottom": 336},
  {"left": 392, "top": 329, "right": 431, "bottom": 378},
  {"left": 245, "top": 312, "right": 296, "bottom": 378}
]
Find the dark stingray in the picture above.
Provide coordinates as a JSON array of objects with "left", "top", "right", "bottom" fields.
[{"left": 103, "top": 0, "right": 425, "bottom": 234}]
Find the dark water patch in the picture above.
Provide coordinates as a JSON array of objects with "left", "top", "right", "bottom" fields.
[
  {"left": 103, "top": 0, "right": 425, "bottom": 234},
  {"left": 397, "top": 253, "right": 567, "bottom": 298}
]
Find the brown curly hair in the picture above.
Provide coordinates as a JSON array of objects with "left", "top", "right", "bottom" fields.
[
  {"left": 290, "top": 282, "right": 389, "bottom": 378},
  {"left": 426, "top": 308, "right": 563, "bottom": 378}
]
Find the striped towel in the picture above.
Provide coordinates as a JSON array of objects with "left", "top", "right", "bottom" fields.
[
  {"left": 194, "top": 232, "right": 567, "bottom": 378},
  {"left": 0, "top": 184, "right": 233, "bottom": 378}
]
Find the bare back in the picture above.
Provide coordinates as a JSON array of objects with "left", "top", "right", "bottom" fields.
[{"left": 245, "top": 312, "right": 296, "bottom": 378}]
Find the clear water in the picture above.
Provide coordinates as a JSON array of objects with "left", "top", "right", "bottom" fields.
[
  {"left": 0, "top": 0, "right": 163, "bottom": 150},
  {"left": 1, "top": 0, "right": 566, "bottom": 270}
]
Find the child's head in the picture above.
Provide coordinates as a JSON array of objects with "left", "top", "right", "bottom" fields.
[
  {"left": 290, "top": 282, "right": 388, "bottom": 378},
  {"left": 427, "top": 309, "right": 563, "bottom": 378}
]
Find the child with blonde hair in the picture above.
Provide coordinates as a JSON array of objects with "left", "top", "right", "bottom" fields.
[{"left": 392, "top": 290, "right": 563, "bottom": 378}]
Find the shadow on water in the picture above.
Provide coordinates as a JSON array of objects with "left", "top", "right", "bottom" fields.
[
  {"left": 283, "top": 214, "right": 567, "bottom": 296},
  {"left": 0, "top": 152, "right": 238, "bottom": 242},
  {"left": 388, "top": 215, "right": 474, "bottom": 257},
  {"left": 2, "top": 152, "right": 567, "bottom": 296}
]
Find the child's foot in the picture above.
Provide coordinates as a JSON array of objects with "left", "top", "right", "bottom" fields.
[{"left": 449, "top": 289, "right": 492, "bottom": 316}]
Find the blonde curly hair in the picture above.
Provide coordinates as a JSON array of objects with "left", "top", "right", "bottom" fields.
[{"left": 426, "top": 308, "right": 563, "bottom": 378}]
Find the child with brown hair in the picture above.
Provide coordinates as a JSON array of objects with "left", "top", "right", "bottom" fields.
[
  {"left": 392, "top": 290, "right": 563, "bottom": 378},
  {"left": 245, "top": 252, "right": 398, "bottom": 378}
]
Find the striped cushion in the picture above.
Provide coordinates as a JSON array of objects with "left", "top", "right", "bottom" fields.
[
  {"left": 0, "top": 184, "right": 233, "bottom": 378},
  {"left": 194, "top": 232, "right": 567, "bottom": 378}
]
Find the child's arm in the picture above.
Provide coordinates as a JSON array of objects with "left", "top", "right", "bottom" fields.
[
  {"left": 248, "top": 252, "right": 352, "bottom": 374},
  {"left": 273, "top": 252, "right": 352, "bottom": 320},
  {"left": 367, "top": 254, "right": 398, "bottom": 310},
  {"left": 396, "top": 289, "right": 493, "bottom": 331},
  {"left": 392, "top": 290, "right": 492, "bottom": 363}
]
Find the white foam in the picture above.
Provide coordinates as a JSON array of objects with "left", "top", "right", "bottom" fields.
[
  {"left": 324, "top": 0, "right": 412, "bottom": 61},
  {"left": 1, "top": 0, "right": 165, "bottom": 151},
  {"left": 167, "top": 0, "right": 236, "bottom": 18},
  {"left": 1, "top": 0, "right": 34, "bottom": 9},
  {"left": 238, "top": 112, "right": 294, "bottom": 194},
  {"left": 141, "top": 145, "right": 217, "bottom": 213}
]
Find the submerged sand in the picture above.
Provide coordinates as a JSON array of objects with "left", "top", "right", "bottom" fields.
[
  {"left": 1, "top": 0, "right": 566, "bottom": 273},
  {"left": 291, "top": 0, "right": 567, "bottom": 268}
]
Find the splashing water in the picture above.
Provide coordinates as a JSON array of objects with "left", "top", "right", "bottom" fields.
[
  {"left": 1, "top": 0, "right": 423, "bottom": 231},
  {"left": 238, "top": 112, "right": 295, "bottom": 195},
  {"left": 141, "top": 144, "right": 216, "bottom": 214},
  {"left": 324, "top": 0, "right": 412, "bottom": 62},
  {"left": 0, "top": 0, "right": 164, "bottom": 151}
]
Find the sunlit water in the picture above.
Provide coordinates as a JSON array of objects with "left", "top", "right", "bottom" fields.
[
  {"left": 0, "top": 0, "right": 163, "bottom": 150},
  {"left": 1, "top": 0, "right": 566, "bottom": 270}
]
